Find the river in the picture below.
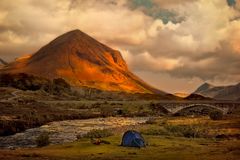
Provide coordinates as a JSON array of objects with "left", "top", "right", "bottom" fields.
[{"left": 0, "top": 117, "right": 148, "bottom": 148}]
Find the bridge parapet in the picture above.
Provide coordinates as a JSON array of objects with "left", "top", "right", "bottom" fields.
[{"left": 161, "top": 103, "right": 232, "bottom": 114}]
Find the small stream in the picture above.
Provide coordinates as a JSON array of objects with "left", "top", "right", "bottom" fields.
[{"left": 0, "top": 117, "right": 148, "bottom": 148}]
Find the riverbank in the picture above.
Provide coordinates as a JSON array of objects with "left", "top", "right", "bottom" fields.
[
  {"left": 0, "top": 117, "right": 148, "bottom": 148},
  {"left": 0, "top": 97, "right": 170, "bottom": 136}
]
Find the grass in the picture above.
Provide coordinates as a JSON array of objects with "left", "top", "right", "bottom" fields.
[
  {"left": 141, "top": 117, "right": 211, "bottom": 138},
  {"left": 1, "top": 135, "right": 239, "bottom": 160},
  {"left": 163, "top": 124, "right": 209, "bottom": 138},
  {"left": 0, "top": 116, "right": 239, "bottom": 160},
  {"left": 209, "top": 110, "right": 223, "bottom": 120},
  {"left": 78, "top": 129, "right": 113, "bottom": 139},
  {"left": 36, "top": 132, "right": 50, "bottom": 147}
]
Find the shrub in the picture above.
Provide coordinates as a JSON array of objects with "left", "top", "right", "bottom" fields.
[
  {"left": 53, "top": 78, "right": 71, "bottom": 94},
  {"left": 149, "top": 103, "right": 170, "bottom": 115},
  {"left": 209, "top": 110, "right": 223, "bottom": 120},
  {"left": 99, "top": 106, "right": 115, "bottom": 117},
  {"left": 164, "top": 124, "right": 209, "bottom": 138},
  {"left": 36, "top": 132, "right": 50, "bottom": 147},
  {"left": 79, "top": 129, "right": 113, "bottom": 139},
  {"left": 141, "top": 128, "right": 168, "bottom": 136},
  {"left": 116, "top": 108, "right": 131, "bottom": 116},
  {"left": 145, "top": 118, "right": 157, "bottom": 124},
  {"left": 0, "top": 73, "right": 52, "bottom": 91},
  {"left": 0, "top": 73, "right": 72, "bottom": 95}
]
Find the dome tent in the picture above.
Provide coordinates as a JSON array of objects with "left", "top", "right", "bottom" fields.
[{"left": 121, "top": 130, "right": 145, "bottom": 148}]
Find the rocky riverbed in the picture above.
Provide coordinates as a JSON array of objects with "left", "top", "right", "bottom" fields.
[{"left": 0, "top": 117, "right": 148, "bottom": 148}]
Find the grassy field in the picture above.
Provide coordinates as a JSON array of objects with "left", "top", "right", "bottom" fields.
[
  {"left": 0, "top": 87, "right": 239, "bottom": 159},
  {"left": 0, "top": 116, "right": 239, "bottom": 160}
]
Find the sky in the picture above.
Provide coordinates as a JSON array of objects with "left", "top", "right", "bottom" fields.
[{"left": 0, "top": 0, "right": 240, "bottom": 93}]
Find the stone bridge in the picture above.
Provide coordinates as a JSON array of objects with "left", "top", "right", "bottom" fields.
[{"left": 158, "top": 101, "right": 240, "bottom": 114}]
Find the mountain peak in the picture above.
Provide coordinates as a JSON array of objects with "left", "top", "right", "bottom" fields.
[
  {"left": 69, "top": 29, "right": 81, "bottom": 33},
  {"left": 57, "top": 29, "right": 92, "bottom": 40},
  {"left": 0, "top": 58, "right": 8, "bottom": 65},
  {"left": 202, "top": 82, "right": 213, "bottom": 88},
  {"left": 29, "top": 29, "right": 125, "bottom": 68},
  {"left": 194, "top": 82, "right": 213, "bottom": 93},
  {"left": 45, "top": 29, "right": 104, "bottom": 48}
]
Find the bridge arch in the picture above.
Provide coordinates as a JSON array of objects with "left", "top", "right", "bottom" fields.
[{"left": 173, "top": 104, "right": 225, "bottom": 116}]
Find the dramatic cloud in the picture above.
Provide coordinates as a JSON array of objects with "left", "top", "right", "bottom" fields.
[
  {"left": 126, "top": 0, "right": 240, "bottom": 86},
  {"left": 0, "top": 0, "right": 239, "bottom": 93}
]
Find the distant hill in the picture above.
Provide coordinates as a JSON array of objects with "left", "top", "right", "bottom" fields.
[
  {"left": 0, "top": 58, "right": 8, "bottom": 68},
  {"left": 184, "top": 93, "right": 213, "bottom": 101},
  {"left": 0, "top": 73, "right": 71, "bottom": 94},
  {"left": 174, "top": 93, "right": 189, "bottom": 98},
  {"left": 0, "top": 29, "right": 167, "bottom": 95},
  {"left": 194, "top": 82, "right": 240, "bottom": 100},
  {"left": 0, "top": 58, "right": 7, "bottom": 65}
]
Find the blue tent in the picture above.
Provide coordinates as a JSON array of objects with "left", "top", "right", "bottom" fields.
[{"left": 121, "top": 130, "right": 145, "bottom": 148}]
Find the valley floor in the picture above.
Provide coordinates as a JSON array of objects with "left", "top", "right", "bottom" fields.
[
  {"left": 0, "top": 87, "right": 239, "bottom": 159},
  {"left": 0, "top": 116, "right": 239, "bottom": 160}
]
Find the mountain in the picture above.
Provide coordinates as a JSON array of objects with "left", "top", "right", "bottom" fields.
[
  {"left": 194, "top": 82, "right": 214, "bottom": 93},
  {"left": 184, "top": 94, "right": 213, "bottom": 100},
  {"left": 0, "top": 58, "right": 8, "bottom": 68},
  {"left": 0, "top": 29, "right": 165, "bottom": 94},
  {"left": 174, "top": 93, "right": 189, "bottom": 98},
  {"left": 194, "top": 82, "right": 240, "bottom": 100}
]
